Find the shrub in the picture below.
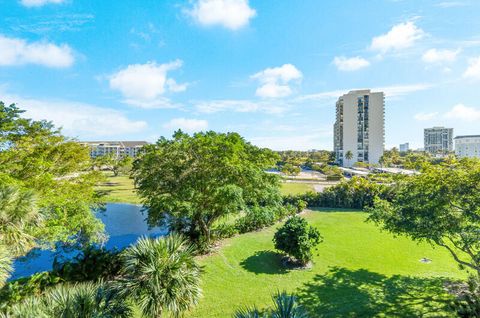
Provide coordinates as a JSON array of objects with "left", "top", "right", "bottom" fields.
[
  {"left": 283, "top": 177, "right": 393, "bottom": 209},
  {"left": 234, "top": 291, "right": 308, "bottom": 318},
  {"left": 212, "top": 223, "right": 239, "bottom": 240},
  {"left": 236, "top": 206, "right": 277, "bottom": 233},
  {"left": 296, "top": 200, "right": 307, "bottom": 213},
  {"left": 452, "top": 276, "right": 480, "bottom": 317},
  {"left": 52, "top": 246, "right": 122, "bottom": 282},
  {"left": 273, "top": 216, "right": 322, "bottom": 266}
]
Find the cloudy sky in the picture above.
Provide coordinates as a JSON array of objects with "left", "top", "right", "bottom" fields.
[{"left": 1, "top": 0, "right": 480, "bottom": 150}]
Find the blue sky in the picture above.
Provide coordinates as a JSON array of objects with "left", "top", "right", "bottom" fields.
[{"left": 1, "top": 0, "right": 480, "bottom": 150}]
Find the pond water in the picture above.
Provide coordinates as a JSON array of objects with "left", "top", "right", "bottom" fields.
[{"left": 11, "top": 203, "right": 167, "bottom": 280}]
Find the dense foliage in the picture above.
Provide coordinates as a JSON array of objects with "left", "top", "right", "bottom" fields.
[
  {"left": 0, "top": 102, "right": 105, "bottom": 285},
  {"left": 273, "top": 216, "right": 322, "bottom": 266},
  {"left": 116, "top": 234, "right": 201, "bottom": 317},
  {"left": 452, "top": 276, "right": 480, "bottom": 318},
  {"left": 368, "top": 159, "right": 480, "bottom": 276},
  {"left": 234, "top": 291, "right": 309, "bottom": 318},
  {"left": 2, "top": 234, "right": 201, "bottom": 317},
  {"left": 133, "top": 130, "right": 282, "bottom": 245},
  {"left": 284, "top": 177, "right": 393, "bottom": 209}
]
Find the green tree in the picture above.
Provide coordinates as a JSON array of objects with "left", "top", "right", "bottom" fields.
[
  {"left": 281, "top": 163, "right": 301, "bottom": 176},
  {"left": 117, "top": 234, "right": 201, "bottom": 318},
  {"left": 234, "top": 291, "right": 309, "bottom": 318},
  {"left": 368, "top": 159, "right": 480, "bottom": 276},
  {"left": 0, "top": 246, "right": 12, "bottom": 288},
  {"left": 273, "top": 216, "right": 322, "bottom": 266},
  {"left": 344, "top": 150, "right": 353, "bottom": 163},
  {"left": 133, "top": 130, "right": 281, "bottom": 244},
  {"left": 0, "top": 102, "right": 105, "bottom": 264}
]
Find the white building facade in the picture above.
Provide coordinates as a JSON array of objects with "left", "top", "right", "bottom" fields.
[
  {"left": 80, "top": 141, "right": 148, "bottom": 158},
  {"left": 334, "top": 90, "right": 385, "bottom": 167},
  {"left": 455, "top": 135, "right": 480, "bottom": 158},
  {"left": 424, "top": 127, "right": 453, "bottom": 154}
]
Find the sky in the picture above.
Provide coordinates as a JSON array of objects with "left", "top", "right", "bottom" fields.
[{"left": 1, "top": 0, "right": 480, "bottom": 150}]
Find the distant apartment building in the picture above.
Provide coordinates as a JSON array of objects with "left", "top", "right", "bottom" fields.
[
  {"left": 424, "top": 127, "right": 453, "bottom": 154},
  {"left": 80, "top": 141, "right": 148, "bottom": 158},
  {"left": 455, "top": 135, "right": 480, "bottom": 158},
  {"left": 333, "top": 89, "right": 385, "bottom": 167},
  {"left": 399, "top": 143, "right": 409, "bottom": 152}
]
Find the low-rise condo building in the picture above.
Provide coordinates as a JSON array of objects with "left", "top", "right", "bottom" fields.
[
  {"left": 79, "top": 141, "right": 148, "bottom": 158},
  {"left": 455, "top": 135, "right": 480, "bottom": 158}
]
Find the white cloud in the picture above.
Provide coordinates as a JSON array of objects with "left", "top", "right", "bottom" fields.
[
  {"left": 251, "top": 64, "right": 302, "bottom": 98},
  {"left": 422, "top": 48, "right": 459, "bottom": 63},
  {"left": 163, "top": 118, "right": 208, "bottom": 133},
  {"left": 187, "top": 0, "right": 256, "bottom": 30},
  {"left": 444, "top": 104, "right": 480, "bottom": 121},
  {"left": 297, "top": 83, "right": 432, "bottom": 102},
  {"left": 414, "top": 112, "right": 438, "bottom": 121},
  {"left": 0, "top": 35, "right": 74, "bottom": 68},
  {"left": 194, "top": 99, "right": 288, "bottom": 114},
  {"left": 2, "top": 93, "right": 147, "bottom": 138},
  {"left": 370, "top": 21, "right": 425, "bottom": 53},
  {"left": 333, "top": 56, "right": 370, "bottom": 71},
  {"left": 109, "top": 60, "right": 186, "bottom": 108},
  {"left": 20, "top": 0, "right": 64, "bottom": 7},
  {"left": 463, "top": 57, "right": 480, "bottom": 80},
  {"left": 436, "top": 1, "right": 467, "bottom": 8}
]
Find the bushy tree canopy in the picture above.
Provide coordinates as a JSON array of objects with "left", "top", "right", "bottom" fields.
[
  {"left": 368, "top": 159, "right": 480, "bottom": 275},
  {"left": 133, "top": 130, "right": 281, "bottom": 244},
  {"left": 273, "top": 216, "right": 322, "bottom": 266}
]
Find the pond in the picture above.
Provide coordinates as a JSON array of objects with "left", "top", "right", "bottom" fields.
[{"left": 11, "top": 203, "right": 167, "bottom": 280}]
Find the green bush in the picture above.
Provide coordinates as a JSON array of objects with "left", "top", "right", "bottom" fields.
[
  {"left": 52, "top": 246, "right": 122, "bottom": 282},
  {"left": 212, "top": 223, "right": 239, "bottom": 240},
  {"left": 235, "top": 206, "right": 277, "bottom": 233},
  {"left": 273, "top": 216, "right": 322, "bottom": 266},
  {"left": 452, "top": 276, "right": 480, "bottom": 317},
  {"left": 283, "top": 177, "right": 393, "bottom": 209}
]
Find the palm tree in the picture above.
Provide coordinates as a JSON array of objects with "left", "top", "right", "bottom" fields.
[
  {"left": 345, "top": 150, "right": 353, "bottom": 162},
  {"left": 0, "top": 245, "right": 12, "bottom": 288},
  {"left": 0, "top": 185, "right": 41, "bottom": 257},
  {"left": 5, "top": 282, "right": 131, "bottom": 318},
  {"left": 234, "top": 292, "right": 309, "bottom": 318},
  {"left": 118, "top": 234, "right": 202, "bottom": 318}
]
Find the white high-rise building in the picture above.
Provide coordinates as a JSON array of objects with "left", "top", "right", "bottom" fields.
[
  {"left": 424, "top": 127, "right": 453, "bottom": 154},
  {"left": 455, "top": 135, "right": 480, "bottom": 158},
  {"left": 333, "top": 89, "right": 385, "bottom": 167}
]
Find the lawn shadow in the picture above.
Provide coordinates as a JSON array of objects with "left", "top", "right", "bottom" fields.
[
  {"left": 297, "top": 267, "right": 455, "bottom": 317},
  {"left": 240, "top": 250, "right": 289, "bottom": 275}
]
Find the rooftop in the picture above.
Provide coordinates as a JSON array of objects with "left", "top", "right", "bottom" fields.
[{"left": 454, "top": 135, "right": 480, "bottom": 139}]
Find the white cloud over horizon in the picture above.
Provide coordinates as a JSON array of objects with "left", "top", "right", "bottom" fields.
[
  {"left": 251, "top": 64, "right": 302, "bottom": 98},
  {"left": 463, "top": 56, "right": 480, "bottom": 80},
  {"left": 109, "top": 60, "right": 186, "bottom": 108},
  {"left": 0, "top": 35, "right": 74, "bottom": 68},
  {"left": 163, "top": 118, "right": 208, "bottom": 133},
  {"left": 20, "top": 0, "right": 65, "bottom": 7},
  {"left": 370, "top": 21, "right": 425, "bottom": 54},
  {"left": 333, "top": 56, "right": 370, "bottom": 71},
  {"left": 187, "top": 0, "right": 256, "bottom": 30},
  {"left": 194, "top": 99, "right": 288, "bottom": 114},
  {"left": 2, "top": 93, "right": 147, "bottom": 138}
]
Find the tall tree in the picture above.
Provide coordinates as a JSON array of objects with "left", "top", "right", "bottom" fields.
[
  {"left": 0, "top": 102, "right": 105, "bottom": 276},
  {"left": 368, "top": 159, "right": 480, "bottom": 276},
  {"left": 133, "top": 130, "right": 281, "bottom": 244}
]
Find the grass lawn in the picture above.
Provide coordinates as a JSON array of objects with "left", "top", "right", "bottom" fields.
[
  {"left": 187, "top": 209, "right": 465, "bottom": 317},
  {"left": 280, "top": 182, "right": 314, "bottom": 195},
  {"left": 95, "top": 174, "right": 142, "bottom": 204}
]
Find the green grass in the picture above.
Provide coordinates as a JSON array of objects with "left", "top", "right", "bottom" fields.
[
  {"left": 187, "top": 209, "right": 465, "bottom": 317},
  {"left": 95, "top": 174, "right": 142, "bottom": 204},
  {"left": 97, "top": 176, "right": 313, "bottom": 203},
  {"left": 280, "top": 182, "right": 314, "bottom": 195}
]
